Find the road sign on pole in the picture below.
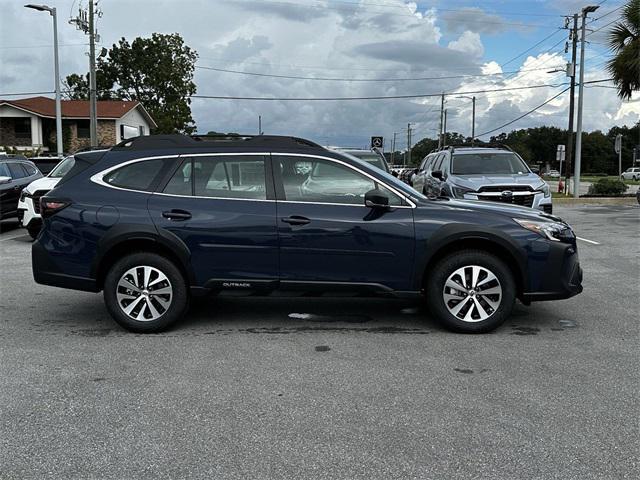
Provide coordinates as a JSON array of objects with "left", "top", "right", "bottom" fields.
[
  {"left": 371, "top": 136, "right": 384, "bottom": 150},
  {"left": 556, "top": 144, "right": 566, "bottom": 180},
  {"left": 615, "top": 134, "right": 622, "bottom": 177}
]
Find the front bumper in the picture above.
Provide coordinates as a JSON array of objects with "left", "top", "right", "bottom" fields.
[
  {"left": 17, "top": 196, "right": 41, "bottom": 227},
  {"left": 520, "top": 240, "right": 583, "bottom": 302}
]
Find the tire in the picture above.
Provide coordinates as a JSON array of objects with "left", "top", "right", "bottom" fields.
[
  {"left": 425, "top": 250, "right": 516, "bottom": 333},
  {"left": 103, "top": 252, "right": 189, "bottom": 333},
  {"left": 27, "top": 223, "right": 41, "bottom": 240}
]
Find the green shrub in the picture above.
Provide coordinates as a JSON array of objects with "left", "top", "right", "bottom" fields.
[
  {"left": 587, "top": 178, "right": 628, "bottom": 195},
  {"left": 585, "top": 172, "right": 609, "bottom": 177}
]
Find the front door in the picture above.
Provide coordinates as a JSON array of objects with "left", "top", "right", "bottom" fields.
[
  {"left": 148, "top": 154, "right": 279, "bottom": 288},
  {"left": 273, "top": 154, "right": 415, "bottom": 292}
]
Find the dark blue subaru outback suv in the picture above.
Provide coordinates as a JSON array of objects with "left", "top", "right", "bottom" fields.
[{"left": 32, "top": 134, "right": 582, "bottom": 333}]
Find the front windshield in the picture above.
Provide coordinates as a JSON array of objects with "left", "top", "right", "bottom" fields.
[
  {"left": 452, "top": 152, "right": 530, "bottom": 175},
  {"left": 48, "top": 156, "right": 75, "bottom": 178}
]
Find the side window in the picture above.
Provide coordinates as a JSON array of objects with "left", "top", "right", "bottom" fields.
[
  {"left": 433, "top": 154, "right": 445, "bottom": 172},
  {"left": 278, "top": 156, "right": 403, "bottom": 206},
  {"left": 0, "top": 163, "right": 10, "bottom": 178},
  {"left": 23, "top": 163, "right": 38, "bottom": 176},
  {"left": 420, "top": 156, "right": 430, "bottom": 171},
  {"left": 193, "top": 156, "right": 267, "bottom": 199},
  {"left": 440, "top": 154, "right": 450, "bottom": 173},
  {"left": 103, "top": 159, "right": 166, "bottom": 191},
  {"left": 163, "top": 159, "right": 193, "bottom": 196},
  {"left": 8, "top": 163, "right": 27, "bottom": 179}
]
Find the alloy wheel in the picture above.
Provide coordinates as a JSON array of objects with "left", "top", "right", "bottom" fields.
[
  {"left": 442, "top": 265, "right": 502, "bottom": 323},
  {"left": 116, "top": 265, "right": 173, "bottom": 321}
]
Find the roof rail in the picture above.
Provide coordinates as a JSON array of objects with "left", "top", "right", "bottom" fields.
[
  {"left": 113, "top": 134, "right": 323, "bottom": 151},
  {"left": 428, "top": 142, "right": 515, "bottom": 155}
]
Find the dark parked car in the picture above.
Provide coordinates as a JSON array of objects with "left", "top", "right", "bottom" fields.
[
  {"left": 33, "top": 135, "right": 582, "bottom": 334},
  {"left": 0, "top": 156, "right": 43, "bottom": 220}
]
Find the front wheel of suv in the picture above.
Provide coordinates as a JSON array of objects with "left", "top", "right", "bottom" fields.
[
  {"left": 425, "top": 250, "right": 515, "bottom": 333},
  {"left": 103, "top": 252, "right": 189, "bottom": 333}
]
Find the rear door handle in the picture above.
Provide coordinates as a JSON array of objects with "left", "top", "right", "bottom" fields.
[
  {"left": 162, "top": 209, "right": 192, "bottom": 221},
  {"left": 281, "top": 215, "right": 310, "bottom": 226}
]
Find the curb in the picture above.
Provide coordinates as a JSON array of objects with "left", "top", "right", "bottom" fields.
[{"left": 553, "top": 197, "right": 638, "bottom": 206}]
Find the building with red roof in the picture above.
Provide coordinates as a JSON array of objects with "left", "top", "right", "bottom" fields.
[{"left": 0, "top": 96, "right": 157, "bottom": 152}]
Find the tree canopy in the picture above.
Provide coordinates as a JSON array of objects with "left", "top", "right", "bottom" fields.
[
  {"left": 607, "top": 0, "right": 640, "bottom": 100},
  {"left": 63, "top": 33, "right": 198, "bottom": 134}
]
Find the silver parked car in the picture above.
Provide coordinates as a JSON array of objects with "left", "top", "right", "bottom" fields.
[{"left": 412, "top": 145, "right": 553, "bottom": 214}]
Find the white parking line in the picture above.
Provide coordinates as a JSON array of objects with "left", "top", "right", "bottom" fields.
[
  {"left": 0, "top": 232, "right": 27, "bottom": 242},
  {"left": 576, "top": 236, "right": 601, "bottom": 245}
]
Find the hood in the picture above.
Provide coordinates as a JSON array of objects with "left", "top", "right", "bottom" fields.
[
  {"left": 24, "top": 176, "right": 60, "bottom": 194},
  {"left": 451, "top": 173, "right": 544, "bottom": 191},
  {"left": 433, "top": 197, "right": 564, "bottom": 223}
]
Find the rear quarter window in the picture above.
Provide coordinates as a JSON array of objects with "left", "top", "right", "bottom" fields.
[{"left": 103, "top": 159, "right": 167, "bottom": 192}]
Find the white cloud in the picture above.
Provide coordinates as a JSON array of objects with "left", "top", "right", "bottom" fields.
[{"left": 448, "top": 31, "right": 484, "bottom": 58}]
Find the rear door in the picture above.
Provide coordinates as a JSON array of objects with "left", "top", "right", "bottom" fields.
[
  {"left": 2, "top": 163, "right": 29, "bottom": 216},
  {"left": 273, "top": 154, "right": 415, "bottom": 291},
  {"left": 148, "top": 153, "right": 279, "bottom": 288}
]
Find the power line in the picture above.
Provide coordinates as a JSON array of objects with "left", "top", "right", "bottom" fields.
[
  {"left": 500, "top": 29, "right": 565, "bottom": 68},
  {"left": 475, "top": 78, "right": 612, "bottom": 137},
  {"left": 195, "top": 64, "right": 565, "bottom": 82},
  {"left": 476, "top": 87, "right": 571, "bottom": 137},
  {"left": 192, "top": 82, "right": 573, "bottom": 101}
]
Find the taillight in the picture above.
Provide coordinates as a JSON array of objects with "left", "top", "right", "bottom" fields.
[{"left": 40, "top": 198, "right": 70, "bottom": 218}]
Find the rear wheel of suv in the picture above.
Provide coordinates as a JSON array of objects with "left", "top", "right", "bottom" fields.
[
  {"left": 426, "top": 250, "right": 515, "bottom": 333},
  {"left": 103, "top": 252, "right": 189, "bottom": 333}
]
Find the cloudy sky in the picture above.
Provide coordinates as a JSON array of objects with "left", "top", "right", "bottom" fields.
[{"left": 1, "top": 0, "right": 638, "bottom": 148}]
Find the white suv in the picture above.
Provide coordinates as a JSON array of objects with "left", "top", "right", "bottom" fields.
[
  {"left": 621, "top": 167, "right": 640, "bottom": 181},
  {"left": 17, "top": 156, "right": 74, "bottom": 238}
]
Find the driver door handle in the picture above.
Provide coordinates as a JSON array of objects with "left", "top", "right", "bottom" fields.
[{"left": 281, "top": 215, "right": 310, "bottom": 226}]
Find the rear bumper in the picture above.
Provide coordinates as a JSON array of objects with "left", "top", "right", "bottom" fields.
[
  {"left": 521, "top": 241, "right": 583, "bottom": 302},
  {"left": 32, "top": 240, "right": 99, "bottom": 292}
]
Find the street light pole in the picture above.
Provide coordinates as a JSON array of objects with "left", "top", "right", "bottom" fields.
[
  {"left": 573, "top": 5, "right": 599, "bottom": 198},
  {"left": 25, "top": 4, "right": 63, "bottom": 157},
  {"left": 456, "top": 95, "right": 476, "bottom": 145}
]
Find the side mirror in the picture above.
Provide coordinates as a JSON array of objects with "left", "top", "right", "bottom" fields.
[
  {"left": 364, "top": 188, "right": 390, "bottom": 209},
  {"left": 0, "top": 176, "right": 11, "bottom": 185},
  {"left": 413, "top": 168, "right": 419, "bottom": 174},
  {"left": 432, "top": 170, "right": 444, "bottom": 181}
]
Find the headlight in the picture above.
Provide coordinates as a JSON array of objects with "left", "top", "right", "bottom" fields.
[
  {"left": 537, "top": 183, "right": 550, "bottom": 198},
  {"left": 451, "top": 184, "right": 474, "bottom": 198},
  {"left": 513, "top": 218, "right": 573, "bottom": 242}
]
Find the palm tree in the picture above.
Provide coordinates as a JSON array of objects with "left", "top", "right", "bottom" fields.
[{"left": 606, "top": 0, "right": 640, "bottom": 100}]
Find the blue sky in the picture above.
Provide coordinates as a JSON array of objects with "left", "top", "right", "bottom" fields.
[{"left": 1, "top": 0, "right": 636, "bottom": 147}]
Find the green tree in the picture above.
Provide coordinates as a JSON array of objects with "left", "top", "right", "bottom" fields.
[
  {"left": 606, "top": 0, "right": 640, "bottom": 100},
  {"left": 64, "top": 33, "right": 198, "bottom": 134}
]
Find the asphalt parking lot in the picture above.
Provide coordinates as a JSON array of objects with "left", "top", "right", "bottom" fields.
[{"left": 0, "top": 204, "right": 638, "bottom": 479}]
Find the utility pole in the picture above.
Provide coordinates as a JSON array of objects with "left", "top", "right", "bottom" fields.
[
  {"left": 258, "top": 115, "right": 262, "bottom": 135},
  {"left": 443, "top": 109, "right": 448, "bottom": 147},
  {"left": 573, "top": 5, "right": 599, "bottom": 198},
  {"left": 70, "top": 1, "right": 100, "bottom": 147},
  {"left": 391, "top": 132, "right": 397, "bottom": 164},
  {"left": 407, "top": 123, "right": 412, "bottom": 166},
  {"left": 565, "top": 13, "right": 578, "bottom": 194},
  {"left": 438, "top": 92, "right": 445, "bottom": 148},
  {"left": 471, "top": 96, "right": 476, "bottom": 146},
  {"left": 88, "top": 0, "right": 97, "bottom": 147}
]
